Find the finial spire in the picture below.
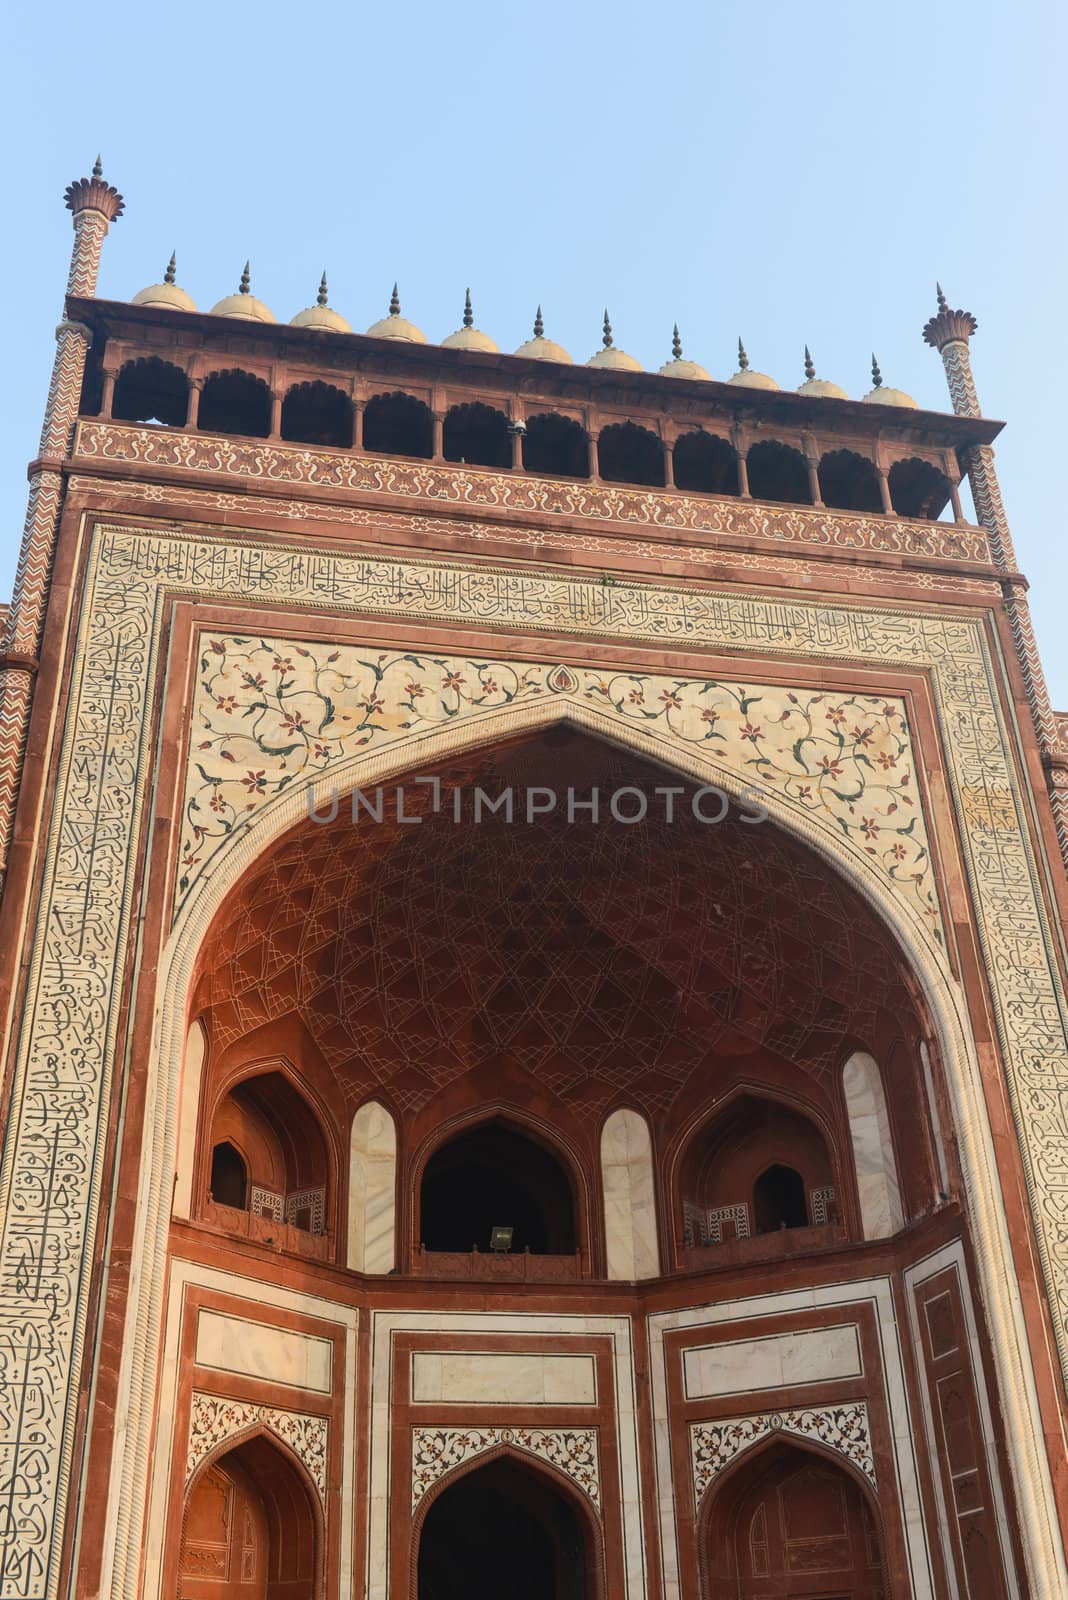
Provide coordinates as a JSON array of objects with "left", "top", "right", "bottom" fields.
[
  {"left": 239, "top": 261, "right": 251, "bottom": 295},
  {"left": 389, "top": 282, "right": 401, "bottom": 316},
  {"left": 602, "top": 309, "right": 613, "bottom": 349},
  {"left": 737, "top": 337, "right": 750, "bottom": 371},
  {"left": 534, "top": 305, "right": 544, "bottom": 338},
  {"left": 463, "top": 288, "right": 473, "bottom": 329},
  {"left": 936, "top": 281, "right": 948, "bottom": 312},
  {"left": 870, "top": 352, "right": 883, "bottom": 388},
  {"left": 672, "top": 324, "right": 682, "bottom": 361},
  {"left": 804, "top": 345, "right": 815, "bottom": 381},
  {"left": 317, "top": 272, "right": 328, "bottom": 307},
  {"left": 164, "top": 252, "right": 177, "bottom": 285},
  {"left": 92, "top": 155, "right": 102, "bottom": 179}
]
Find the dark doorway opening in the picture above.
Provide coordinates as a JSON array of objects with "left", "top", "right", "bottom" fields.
[
  {"left": 210, "top": 1141, "right": 247, "bottom": 1210},
  {"left": 753, "top": 1163, "right": 808, "bottom": 1233},
  {"left": 418, "top": 1455, "right": 591, "bottom": 1600},
  {"left": 420, "top": 1121, "right": 576, "bottom": 1255}
]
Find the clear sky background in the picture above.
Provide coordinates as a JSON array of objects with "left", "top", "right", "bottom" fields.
[{"left": 2, "top": 0, "right": 1066, "bottom": 700}]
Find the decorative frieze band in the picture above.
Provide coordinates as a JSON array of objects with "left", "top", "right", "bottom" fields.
[
  {"left": 187, "top": 1392, "right": 328, "bottom": 1502},
  {"left": 411, "top": 1425, "right": 600, "bottom": 1510},
  {"left": 690, "top": 1402, "right": 875, "bottom": 1507},
  {"left": 73, "top": 420, "right": 992, "bottom": 567}
]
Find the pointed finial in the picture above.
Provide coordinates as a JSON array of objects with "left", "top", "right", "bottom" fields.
[
  {"left": 317, "top": 272, "right": 329, "bottom": 307},
  {"left": 164, "top": 252, "right": 177, "bottom": 285},
  {"left": 92, "top": 155, "right": 103, "bottom": 179},
  {"left": 804, "top": 345, "right": 815, "bottom": 381},
  {"left": 737, "top": 337, "right": 750, "bottom": 371},
  {"left": 389, "top": 282, "right": 401, "bottom": 317},
  {"left": 936, "top": 281, "right": 948, "bottom": 312},
  {"left": 672, "top": 324, "right": 682, "bottom": 361},
  {"left": 534, "top": 305, "right": 544, "bottom": 338},
  {"left": 602, "top": 309, "right": 614, "bottom": 349},
  {"left": 239, "top": 261, "right": 251, "bottom": 295},
  {"left": 870, "top": 353, "right": 883, "bottom": 388},
  {"left": 463, "top": 288, "right": 473, "bottom": 329}
]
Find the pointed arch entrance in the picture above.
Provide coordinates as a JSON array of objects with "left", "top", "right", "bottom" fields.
[
  {"left": 415, "top": 1451, "right": 601, "bottom": 1600},
  {"left": 177, "top": 1430, "right": 321, "bottom": 1599},
  {"left": 700, "top": 1439, "right": 888, "bottom": 1598}
]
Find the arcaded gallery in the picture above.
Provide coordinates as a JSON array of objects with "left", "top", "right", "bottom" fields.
[{"left": 0, "top": 162, "right": 1067, "bottom": 1599}]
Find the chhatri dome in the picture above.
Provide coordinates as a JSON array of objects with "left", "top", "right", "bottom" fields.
[
  {"left": 796, "top": 347, "right": 848, "bottom": 401},
  {"left": 210, "top": 262, "right": 275, "bottom": 322},
  {"left": 586, "top": 310, "right": 642, "bottom": 372},
  {"left": 514, "top": 306, "right": 572, "bottom": 363},
  {"left": 728, "top": 338, "right": 779, "bottom": 390},
  {"left": 290, "top": 273, "right": 352, "bottom": 333},
  {"left": 131, "top": 253, "right": 197, "bottom": 313},
  {"left": 863, "top": 354, "right": 918, "bottom": 409},
  {"left": 658, "top": 325, "right": 710, "bottom": 381},
  {"left": 441, "top": 290, "right": 499, "bottom": 353},
  {"left": 366, "top": 284, "right": 427, "bottom": 343}
]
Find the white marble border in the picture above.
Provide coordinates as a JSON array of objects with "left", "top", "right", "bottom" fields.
[
  {"left": 369, "top": 1312, "right": 642, "bottom": 1600},
  {"left": 903, "top": 1239, "right": 1019, "bottom": 1598},
  {"left": 140, "top": 1262, "right": 357, "bottom": 1600},
  {"left": 648, "top": 1280, "right": 933, "bottom": 1600}
]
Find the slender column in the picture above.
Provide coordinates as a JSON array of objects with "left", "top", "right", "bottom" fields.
[
  {"left": 663, "top": 437, "right": 675, "bottom": 489},
  {"left": 186, "top": 376, "right": 202, "bottom": 430},
  {"left": 351, "top": 398, "right": 363, "bottom": 452},
  {"left": 876, "top": 467, "right": 892, "bottom": 515},
  {"left": 735, "top": 447, "right": 750, "bottom": 498},
  {"left": 101, "top": 365, "right": 118, "bottom": 419},
  {"left": 806, "top": 456, "right": 822, "bottom": 507},
  {"left": 0, "top": 161, "right": 123, "bottom": 890},
  {"left": 948, "top": 478, "right": 965, "bottom": 524},
  {"left": 588, "top": 431, "right": 600, "bottom": 481},
  {"left": 924, "top": 287, "right": 1068, "bottom": 868},
  {"left": 270, "top": 389, "right": 283, "bottom": 439},
  {"left": 432, "top": 412, "right": 444, "bottom": 462}
]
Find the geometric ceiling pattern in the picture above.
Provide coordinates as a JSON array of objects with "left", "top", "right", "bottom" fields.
[{"left": 195, "top": 729, "right": 920, "bottom": 1126}]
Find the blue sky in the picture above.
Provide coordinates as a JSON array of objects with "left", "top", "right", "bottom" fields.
[{"left": 2, "top": 0, "right": 1066, "bottom": 701}]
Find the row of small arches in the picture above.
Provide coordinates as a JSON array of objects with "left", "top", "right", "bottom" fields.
[
  {"left": 192, "top": 1046, "right": 905, "bottom": 1277},
  {"left": 107, "top": 357, "right": 954, "bottom": 518}
]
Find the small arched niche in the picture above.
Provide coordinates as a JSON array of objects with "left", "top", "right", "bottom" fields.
[
  {"left": 601, "top": 1108, "right": 659, "bottom": 1280},
  {"left": 522, "top": 412, "right": 590, "bottom": 479},
  {"left": 699, "top": 1439, "right": 886, "bottom": 1599},
  {"left": 178, "top": 1432, "right": 320, "bottom": 1600},
  {"left": 113, "top": 356, "right": 189, "bottom": 426},
  {"left": 281, "top": 380, "right": 353, "bottom": 448},
  {"left": 443, "top": 401, "right": 511, "bottom": 468},
  {"left": 888, "top": 456, "right": 952, "bottom": 520},
  {"left": 205, "top": 1069, "right": 332, "bottom": 1251},
  {"left": 416, "top": 1453, "right": 598, "bottom": 1600},
  {"left": 818, "top": 448, "right": 883, "bottom": 513},
  {"left": 198, "top": 369, "right": 271, "bottom": 438},
  {"left": 842, "top": 1050, "right": 903, "bottom": 1239},
  {"left": 746, "top": 439, "right": 811, "bottom": 505},
  {"left": 417, "top": 1118, "right": 578, "bottom": 1264},
  {"left": 348, "top": 1100, "right": 397, "bottom": 1274},
  {"left": 679, "top": 1092, "right": 838, "bottom": 1256},
  {"left": 597, "top": 421, "right": 666, "bottom": 487},
  {"left": 673, "top": 431, "right": 739, "bottom": 495},
  {"left": 362, "top": 390, "right": 433, "bottom": 459}
]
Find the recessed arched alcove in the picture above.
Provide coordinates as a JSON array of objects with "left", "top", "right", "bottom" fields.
[
  {"left": 597, "top": 421, "right": 665, "bottom": 486},
  {"left": 818, "top": 447, "right": 883, "bottom": 513},
  {"left": 281, "top": 380, "right": 353, "bottom": 448},
  {"left": 522, "top": 411, "right": 589, "bottom": 478},
  {"left": 416, "top": 1453, "right": 599, "bottom": 1600},
  {"left": 362, "top": 390, "right": 434, "bottom": 458},
  {"left": 673, "top": 431, "right": 738, "bottom": 495},
  {"left": 202, "top": 1068, "right": 333, "bottom": 1252},
  {"left": 699, "top": 1439, "right": 887, "bottom": 1599},
  {"left": 889, "top": 456, "right": 952, "bottom": 520},
  {"left": 443, "top": 400, "right": 511, "bottom": 468},
  {"left": 418, "top": 1117, "right": 577, "bottom": 1257},
  {"left": 177, "top": 1431, "right": 320, "bottom": 1600},
  {"left": 746, "top": 438, "right": 811, "bottom": 505},
  {"left": 190, "top": 724, "right": 939, "bottom": 1283}
]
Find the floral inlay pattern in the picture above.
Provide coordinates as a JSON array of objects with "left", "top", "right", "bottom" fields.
[
  {"left": 187, "top": 1392, "right": 328, "bottom": 1501},
  {"left": 179, "top": 638, "right": 941, "bottom": 937},
  {"left": 411, "top": 1426, "right": 600, "bottom": 1510},
  {"left": 690, "top": 1402, "right": 874, "bottom": 1506}
]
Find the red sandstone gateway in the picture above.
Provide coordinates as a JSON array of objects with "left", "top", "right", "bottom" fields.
[{"left": 0, "top": 161, "right": 1064, "bottom": 1600}]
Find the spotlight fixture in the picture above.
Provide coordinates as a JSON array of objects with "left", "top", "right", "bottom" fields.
[{"left": 489, "top": 1225, "right": 514, "bottom": 1253}]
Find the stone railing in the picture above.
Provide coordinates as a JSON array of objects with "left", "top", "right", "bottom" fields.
[{"left": 72, "top": 419, "right": 993, "bottom": 566}]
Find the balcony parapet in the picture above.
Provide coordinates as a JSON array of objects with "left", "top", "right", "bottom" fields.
[{"left": 71, "top": 419, "right": 994, "bottom": 568}]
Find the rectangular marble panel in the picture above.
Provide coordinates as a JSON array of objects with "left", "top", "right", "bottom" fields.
[
  {"left": 195, "top": 1309, "right": 333, "bottom": 1393},
  {"left": 410, "top": 1351, "right": 597, "bottom": 1405},
  {"left": 683, "top": 1323, "right": 862, "bottom": 1399}
]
